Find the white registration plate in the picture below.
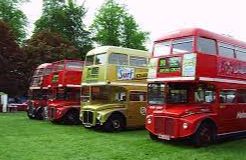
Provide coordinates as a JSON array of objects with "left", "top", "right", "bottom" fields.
[{"left": 158, "top": 134, "right": 171, "bottom": 140}]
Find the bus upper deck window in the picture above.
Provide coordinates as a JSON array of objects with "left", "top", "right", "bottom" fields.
[
  {"left": 109, "top": 53, "right": 128, "bottom": 65},
  {"left": 153, "top": 41, "right": 171, "bottom": 57},
  {"left": 95, "top": 53, "right": 107, "bottom": 65},
  {"left": 197, "top": 37, "right": 217, "bottom": 55},
  {"left": 219, "top": 43, "right": 235, "bottom": 58},
  {"left": 54, "top": 63, "right": 65, "bottom": 71},
  {"left": 86, "top": 55, "right": 94, "bottom": 66},
  {"left": 66, "top": 62, "right": 83, "bottom": 70},
  {"left": 34, "top": 68, "right": 44, "bottom": 77},
  {"left": 172, "top": 37, "right": 193, "bottom": 54},
  {"left": 235, "top": 49, "right": 246, "bottom": 61},
  {"left": 44, "top": 68, "right": 52, "bottom": 75}
]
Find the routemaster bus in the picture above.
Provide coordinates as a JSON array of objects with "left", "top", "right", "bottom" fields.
[
  {"left": 27, "top": 63, "right": 53, "bottom": 119},
  {"left": 146, "top": 28, "right": 246, "bottom": 147},
  {"left": 47, "top": 60, "right": 83, "bottom": 124},
  {"left": 80, "top": 46, "right": 149, "bottom": 131}
]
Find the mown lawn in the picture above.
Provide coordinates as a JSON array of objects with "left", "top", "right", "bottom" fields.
[{"left": 0, "top": 112, "right": 245, "bottom": 160}]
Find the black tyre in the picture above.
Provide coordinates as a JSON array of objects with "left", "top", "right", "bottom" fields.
[
  {"left": 51, "top": 119, "right": 61, "bottom": 125},
  {"left": 27, "top": 108, "right": 35, "bottom": 119},
  {"left": 193, "top": 123, "right": 215, "bottom": 147},
  {"left": 27, "top": 111, "right": 35, "bottom": 119},
  {"left": 35, "top": 108, "right": 44, "bottom": 120},
  {"left": 103, "top": 114, "right": 126, "bottom": 132},
  {"left": 62, "top": 110, "right": 81, "bottom": 125},
  {"left": 149, "top": 132, "right": 158, "bottom": 141}
]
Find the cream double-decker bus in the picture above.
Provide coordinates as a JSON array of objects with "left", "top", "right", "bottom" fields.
[{"left": 80, "top": 46, "right": 149, "bottom": 131}]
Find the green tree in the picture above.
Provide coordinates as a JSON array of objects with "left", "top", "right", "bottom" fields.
[
  {"left": 91, "top": 0, "right": 124, "bottom": 46},
  {"left": 35, "top": 0, "right": 92, "bottom": 59},
  {"left": 0, "top": 0, "right": 28, "bottom": 44},
  {"left": 63, "top": 0, "right": 92, "bottom": 58},
  {"left": 121, "top": 15, "right": 149, "bottom": 50},
  {"left": 34, "top": 0, "right": 65, "bottom": 34},
  {"left": 91, "top": 0, "right": 149, "bottom": 50}
]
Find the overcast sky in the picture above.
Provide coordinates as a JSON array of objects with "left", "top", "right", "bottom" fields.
[{"left": 21, "top": 0, "right": 246, "bottom": 50}]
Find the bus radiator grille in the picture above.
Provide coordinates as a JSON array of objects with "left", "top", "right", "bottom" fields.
[
  {"left": 49, "top": 107, "right": 55, "bottom": 119},
  {"left": 154, "top": 117, "right": 175, "bottom": 136},
  {"left": 83, "top": 111, "right": 93, "bottom": 124}
]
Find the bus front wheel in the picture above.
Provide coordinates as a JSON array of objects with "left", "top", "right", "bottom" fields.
[
  {"left": 103, "top": 114, "right": 125, "bottom": 132},
  {"left": 27, "top": 113, "right": 35, "bottom": 119},
  {"left": 62, "top": 110, "right": 80, "bottom": 125},
  {"left": 193, "top": 122, "right": 215, "bottom": 147},
  {"left": 35, "top": 108, "right": 44, "bottom": 120},
  {"left": 27, "top": 108, "right": 35, "bottom": 119}
]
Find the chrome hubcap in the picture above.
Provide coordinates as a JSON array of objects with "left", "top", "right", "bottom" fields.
[{"left": 112, "top": 120, "right": 120, "bottom": 129}]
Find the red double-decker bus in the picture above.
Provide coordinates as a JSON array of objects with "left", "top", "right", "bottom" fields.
[
  {"left": 27, "top": 63, "right": 53, "bottom": 119},
  {"left": 47, "top": 60, "right": 83, "bottom": 125},
  {"left": 146, "top": 28, "right": 246, "bottom": 146}
]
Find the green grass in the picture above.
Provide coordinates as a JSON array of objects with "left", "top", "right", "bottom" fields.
[{"left": 0, "top": 112, "right": 245, "bottom": 160}]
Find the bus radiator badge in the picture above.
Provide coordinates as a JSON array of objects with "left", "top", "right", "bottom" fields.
[{"left": 236, "top": 112, "right": 246, "bottom": 119}]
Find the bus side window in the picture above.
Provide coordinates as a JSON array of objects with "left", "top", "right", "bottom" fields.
[
  {"left": 130, "top": 56, "right": 147, "bottom": 67},
  {"left": 220, "top": 90, "right": 236, "bottom": 103},
  {"left": 218, "top": 43, "right": 235, "bottom": 58},
  {"left": 238, "top": 90, "right": 246, "bottom": 103},
  {"left": 235, "top": 49, "right": 246, "bottom": 61},
  {"left": 195, "top": 90, "right": 204, "bottom": 102},
  {"left": 115, "top": 92, "right": 126, "bottom": 101},
  {"left": 205, "top": 91, "right": 215, "bottom": 103},
  {"left": 130, "top": 92, "right": 146, "bottom": 101},
  {"left": 194, "top": 86, "right": 215, "bottom": 103}
]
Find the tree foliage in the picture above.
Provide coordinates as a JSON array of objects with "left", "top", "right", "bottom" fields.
[
  {"left": 91, "top": 0, "right": 124, "bottom": 46},
  {"left": 121, "top": 15, "right": 149, "bottom": 50},
  {"left": 34, "top": 0, "right": 92, "bottom": 59},
  {"left": 0, "top": 0, "right": 28, "bottom": 44},
  {"left": 23, "top": 29, "right": 80, "bottom": 77},
  {"left": 0, "top": 20, "right": 26, "bottom": 96},
  {"left": 91, "top": 0, "right": 149, "bottom": 50}
]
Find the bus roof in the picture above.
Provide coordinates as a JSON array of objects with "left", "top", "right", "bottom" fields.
[
  {"left": 37, "top": 63, "right": 52, "bottom": 69},
  {"left": 87, "top": 46, "right": 150, "bottom": 57},
  {"left": 52, "top": 59, "right": 84, "bottom": 65},
  {"left": 156, "top": 28, "right": 246, "bottom": 48}
]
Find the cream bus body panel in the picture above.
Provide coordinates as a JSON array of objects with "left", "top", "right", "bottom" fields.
[
  {"left": 81, "top": 85, "right": 147, "bottom": 128},
  {"left": 81, "top": 46, "right": 149, "bottom": 130}
]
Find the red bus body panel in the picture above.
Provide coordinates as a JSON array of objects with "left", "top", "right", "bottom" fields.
[
  {"left": 48, "top": 100, "right": 80, "bottom": 120},
  {"left": 27, "top": 63, "right": 53, "bottom": 116},
  {"left": 48, "top": 60, "right": 83, "bottom": 121},
  {"left": 147, "top": 28, "right": 246, "bottom": 140}
]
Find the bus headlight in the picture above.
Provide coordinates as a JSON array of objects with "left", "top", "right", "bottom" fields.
[
  {"left": 80, "top": 112, "right": 83, "bottom": 117},
  {"left": 97, "top": 114, "right": 102, "bottom": 121},
  {"left": 56, "top": 109, "right": 62, "bottom": 115},
  {"left": 182, "top": 122, "right": 189, "bottom": 129},
  {"left": 147, "top": 118, "right": 152, "bottom": 124}
]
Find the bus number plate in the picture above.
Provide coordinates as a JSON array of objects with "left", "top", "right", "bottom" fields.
[{"left": 158, "top": 134, "right": 171, "bottom": 140}]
